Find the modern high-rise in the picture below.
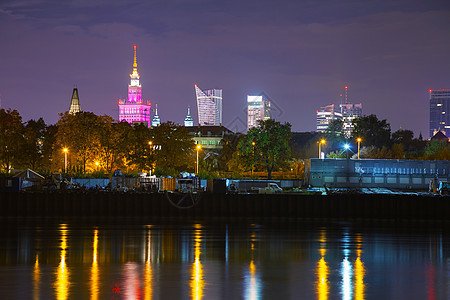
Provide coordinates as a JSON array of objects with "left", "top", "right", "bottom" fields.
[
  {"left": 247, "top": 95, "right": 270, "bottom": 130},
  {"left": 340, "top": 103, "right": 362, "bottom": 136},
  {"left": 118, "top": 45, "right": 151, "bottom": 127},
  {"left": 151, "top": 104, "right": 161, "bottom": 127},
  {"left": 195, "top": 84, "right": 222, "bottom": 126},
  {"left": 68, "top": 88, "right": 81, "bottom": 114},
  {"left": 316, "top": 104, "right": 342, "bottom": 132},
  {"left": 184, "top": 106, "right": 194, "bottom": 127},
  {"left": 429, "top": 89, "right": 450, "bottom": 138}
]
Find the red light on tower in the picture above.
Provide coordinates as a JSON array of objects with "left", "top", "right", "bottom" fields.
[
  {"left": 429, "top": 89, "right": 432, "bottom": 93},
  {"left": 344, "top": 86, "right": 348, "bottom": 89}
]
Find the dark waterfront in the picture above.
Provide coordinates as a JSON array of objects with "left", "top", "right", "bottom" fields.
[{"left": 0, "top": 216, "right": 448, "bottom": 299}]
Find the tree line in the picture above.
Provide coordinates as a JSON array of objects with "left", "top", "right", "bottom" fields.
[{"left": 1, "top": 108, "right": 448, "bottom": 179}]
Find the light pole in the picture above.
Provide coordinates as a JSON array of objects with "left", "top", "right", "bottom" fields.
[
  {"left": 252, "top": 141, "right": 255, "bottom": 176},
  {"left": 63, "top": 148, "right": 68, "bottom": 173},
  {"left": 344, "top": 143, "right": 350, "bottom": 159},
  {"left": 196, "top": 144, "right": 201, "bottom": 175},
  {"left": 148, "top": 141, "right": 153, "bottom": 174},
  {"left": 357, "top": 138, "right": 362, "bottom": 159},
  {"left": 318, "top": 139, "right": 326, "bottom": 158}
]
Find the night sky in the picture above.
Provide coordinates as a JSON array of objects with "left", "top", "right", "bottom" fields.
[{"left": 1, "top": 0, "right": 449, "bottom": 136}]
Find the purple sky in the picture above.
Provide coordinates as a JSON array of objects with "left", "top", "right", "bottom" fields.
[{"left": 0, "top": 0, "right": 449, "bottom": 136}]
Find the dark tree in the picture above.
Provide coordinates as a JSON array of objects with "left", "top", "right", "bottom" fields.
[
  {"left": 351, "top": 114, "right": 391, "bottom": 148},
  {"left": 239, "top": 119, "right": 292, "bottom": 179}
]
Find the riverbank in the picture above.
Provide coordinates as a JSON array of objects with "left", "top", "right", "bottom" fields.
[{"left": 0, "top": 191, "right": 448, "bottom": 221}]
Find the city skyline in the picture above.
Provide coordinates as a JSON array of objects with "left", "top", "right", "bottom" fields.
[{"left": 0, "top": 0, "right": 449, "bottom": 136}]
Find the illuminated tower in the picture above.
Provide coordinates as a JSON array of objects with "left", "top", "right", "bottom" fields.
[
  {"left": 195, "top": 84, "right": 222, "bottom": 126},
  {"left": 247, "top": 95, "right": 270, "bottom": 131},
  {"left": 151, "top": 104, "right": 161, "bottom": 127},
  {"left": 339, "top": 86, "right": 362, "bottom": 137},
  {"left": 118, "top": 45, "right": 151, "bottom": 127},
  {"left": 429, "top": 89, "right": 450, "bottom": 137},
  {"left": 184, "top": 106, "right": 194, "bottom": 127},
  {"left": 316, "top": 104, "right": 342, "bottom": 132},
  {"left": 68, "top": 88, "right": 81, "bottom": 114}
]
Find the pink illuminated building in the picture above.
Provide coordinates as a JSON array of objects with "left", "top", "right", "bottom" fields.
[{"left": 118, "top": 45, "right": 151, "bottom": 127}]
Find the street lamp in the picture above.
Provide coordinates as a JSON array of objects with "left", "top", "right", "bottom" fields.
[
  {"left": 63, "top": 148, "right": 68, "bottom": 173},
  {"left": 196, "top": 144, "right": 201, "bottom": 175},
  {"left": 318, "top": 139, "right": 326, "bottom": 158},
  {"left": 357, "top": 138, "right": 362, "bottom": 159},
  {"left": 344, "top": 143, "right": 350, "bottom": 159},
  {"left": 252, "top": 142, "right": 256, "bottom": 176}
]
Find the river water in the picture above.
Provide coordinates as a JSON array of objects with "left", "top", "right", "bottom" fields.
[{"left": 0, "top": 218, "right": 448, "bottom": 299}]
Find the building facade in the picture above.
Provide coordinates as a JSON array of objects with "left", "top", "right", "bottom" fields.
[
  {"left": 68, "top": 88, "right": 81, "bottom": 114},
  {"left": 429, "top": 89, "right": 450, "bottom": 138},
  {"left": 247, "top": 95, "right": 270, "bottom": 131},
  {"left": 195, "top": 84, "right": 222, "bottom": 126},
  {"left": 316, "top": 104, "right": 342, "bottom": 132},
  {"left": 118, "top": 45, "right": 151, "bottom": 127},
  {"left": 186, "top": 125, "right": 233, "bottom": 150},
  {"left": 184, "top": 106, "right": 194, "bottom": 127},
  {"left": 340, "top": 103, "right": 362, "bottom": 136}
]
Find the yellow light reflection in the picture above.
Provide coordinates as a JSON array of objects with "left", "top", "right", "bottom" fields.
[
  {"left": 90, "top": 229, "right": 99, "bottom": 300},
  {"left": 33, "top": 254, "right": 40, "bottom": 300},
  {"left": 354, "top": 249, "right": 365, "bottom": 300},
  {"left": 190, "top": 225, "right": 204, "bottom": 300},
  {"left": 54, "top": 224, "right": 70, "bottom": 300},
  {"left": 316, "top": 230, "right": 329, "bottom": 300},
  {"left": 244, "top": 228, "right": 261, "bottom": 300},
  {"left": 144, "top": 228, "right": 153, "bottom": 300}
]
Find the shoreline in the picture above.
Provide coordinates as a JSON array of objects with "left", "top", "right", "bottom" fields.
[{"left": 1, "top": 191, "right": 449, "bottom": 221}]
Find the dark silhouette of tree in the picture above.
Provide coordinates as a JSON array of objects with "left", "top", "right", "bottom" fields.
[
  {"left": 352, "top": 114, "right": 391, "bottom": 148},
  {"left": 0, "top": 109, "right": 24, "bottom": 173}
]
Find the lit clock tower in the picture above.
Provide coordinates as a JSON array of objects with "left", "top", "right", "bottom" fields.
[{"left": 118, "top": 45, "right": 151, "bottom": 127}]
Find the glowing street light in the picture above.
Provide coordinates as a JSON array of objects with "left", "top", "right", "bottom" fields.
[
  {"left": 63, "top": 148, "right": 68, "bottom": 173},
  {"left": 344, "top": 143, "right": 350, "bottom": 159},
  {"left": 318, "top": 139, "right": 326, "bottom": 158},
  {"left": 252, "top": 142, "right": 256, "bottom": 176},
  {"left": 357, "top": 138, "right": 362, "bottom": 159},
  {"left": 196, "top": 144, "right": 201, "bottom": 175}
]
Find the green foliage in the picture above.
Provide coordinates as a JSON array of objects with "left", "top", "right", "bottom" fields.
[
  {"left": 0, "top": 108, "right": 24, "bottom": 173},
  {"left": 326, "top": 150, "right": 346, "bottom": 159},
  {"left": 352, "top": 114, "right": 391, "bottom": 148},
  {"left": 324, "top": 119, "right": 346, "bottom": 151},
  {"left": 424, "top": 140, "right": 450, "bottom": 160},
  {"left": 151, "top": 122, "right": 195, "bottom": 172},
  {"left": 238, "top": 119, "right": 292, "bottom": 179}
]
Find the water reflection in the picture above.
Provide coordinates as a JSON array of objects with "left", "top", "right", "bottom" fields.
[
  {"left": 90, "top": 229, "right": 99, "bottom": 300},
  {"left": 144, "top": 226, "right": 153, "bottom": 300},
  {"left": 354, "top": 234, "right": 365, "bottom": 300},
  {"left": 54, "top": 224, "right": 70, "bottom": 300},
  {"left": 190, "top": 224, "right": 204, "bottom": 300},
  {"left": 0, "top": 221, "right": 447, "bottom": 299},
  {"left": 316, "top": 230, "right": 329, "bottom": 300},
  {"left": 244, "top": 227, "right": 262, "bottom": 300},
  {"left": 33, "top": 253, "right": 40, "bottom": 300}
]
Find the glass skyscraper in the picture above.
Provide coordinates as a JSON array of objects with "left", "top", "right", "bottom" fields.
[
  {"left": 247, "top": 95, "right": 270, "bottom": 131},
  {"left": 195, "top": 84, "right": 222, "bottom": 126},
  {"left": 429, "top": 89, "right": 450, "bottom": 138}
]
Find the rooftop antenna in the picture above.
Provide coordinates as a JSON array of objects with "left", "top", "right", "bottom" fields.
[{"left": 344, "top": 85, "right": 349, "bottom": 104}]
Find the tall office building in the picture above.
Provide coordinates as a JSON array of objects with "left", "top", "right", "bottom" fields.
[
  {"left": 118, "top": 45, "right": 151, "bottom": 127},
  {"left": 247, "top": 95, "right": 271, "bottom": 131},
  {"left": 195, "top": 84, "right": 222, "bottom": 126},
  {"left": 429, "top": 89, "right": 450, "bottom": 137},
  {"left": 68, "top": 88, "right": 81, "bottom": 114},
  {"left": 340, "top": 103, "right": 362, "bottom": 136},
  {"left": 316, "top": 104, "right": 342, "bottom": 132}
]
